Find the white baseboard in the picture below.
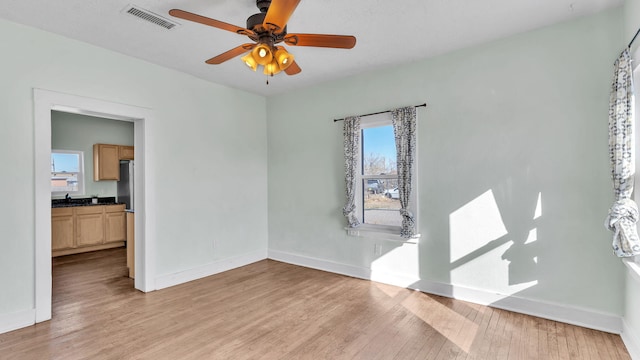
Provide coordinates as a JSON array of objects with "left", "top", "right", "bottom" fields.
[
  {"left": 623, "top": 320, "right": 640, "bottom": 360},
  {"left": 0, "top": 308, "right": 35, "bottom": 335},
  {"left": 155, "top": 249, "right": 268, "bottom": 290},
  {"left": 268, "top": 249, "right": 622, "bottom": 334}
]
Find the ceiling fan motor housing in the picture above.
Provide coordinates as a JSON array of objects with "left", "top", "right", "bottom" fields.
[
  {"left": 247, "top": 10, "right": 287, "bottom": 44},
  {"left": 247, "top": 12, "right": 266, "bottom": 31}
]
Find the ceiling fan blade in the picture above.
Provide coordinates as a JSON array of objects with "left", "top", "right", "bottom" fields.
[
  {"left": 284, "top": 34, "right": 356, "bottom": 49},
  {"left": 169, "top": 9, "right": 254, "bottom": 36},
  {"left": 284, "top": 60, "right": 301, "bottom": 75},
  {"left": 205, "top": 44, "right": 256, "bottom": 64},
  {"left": 263, "top": 0, "right": 301, "bottom": 32}
]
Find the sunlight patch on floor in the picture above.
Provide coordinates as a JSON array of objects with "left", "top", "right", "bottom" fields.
[{"left": 401, "top": 292, "right": 481, "bottom": 353}]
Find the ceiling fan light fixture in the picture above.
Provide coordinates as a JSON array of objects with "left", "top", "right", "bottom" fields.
[
  {"left": 263, "top": 60, "right": 282, "bottom": 76},
  {"left": 251, "top": 44, "right": 273, "bottom": 66},
  {"left": 275, "top": 48, "right": 294, "bottom": 70},
  {"left": 241, "top": 53, "right": 258, "bottom": 71}
]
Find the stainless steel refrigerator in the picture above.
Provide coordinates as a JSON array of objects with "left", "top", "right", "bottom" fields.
[{"left": 117, "top": 161, "right": 134, "bottom": 211}]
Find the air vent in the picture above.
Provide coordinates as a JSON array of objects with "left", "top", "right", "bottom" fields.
[{"left": 123, "top": 5, "right": 179, "bottom": 30}]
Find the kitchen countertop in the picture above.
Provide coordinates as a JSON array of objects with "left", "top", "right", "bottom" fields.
[{"left": 51, "top": 197, "right": 124, "bottom": 208}]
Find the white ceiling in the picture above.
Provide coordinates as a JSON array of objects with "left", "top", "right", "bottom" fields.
[{"left": 0, "top": 0, "right": 623, "bottom": 96}]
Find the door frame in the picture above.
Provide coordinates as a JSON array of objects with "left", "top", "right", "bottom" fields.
[{"left": 34, "top": 89, "right": 156, "bottom": 322}]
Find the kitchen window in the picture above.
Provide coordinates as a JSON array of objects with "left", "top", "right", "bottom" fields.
[{"left": 51, "top": 150, "right": 85, "bottom": 196}]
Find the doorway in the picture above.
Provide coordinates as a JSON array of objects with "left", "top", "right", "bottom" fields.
[{"left": 34, "top": 89, "right": 156, "bottom": 323}]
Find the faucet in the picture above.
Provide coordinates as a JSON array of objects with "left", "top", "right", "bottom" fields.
[{"left": 65, "top": 193, "right": 71, "bottom": 202}]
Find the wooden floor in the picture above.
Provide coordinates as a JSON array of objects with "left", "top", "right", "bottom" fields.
[{"left": 0, "top": 249, "right": 631, "bottom": 360}]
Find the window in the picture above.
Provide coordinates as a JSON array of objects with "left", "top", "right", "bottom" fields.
[
  {"left": 51, "top": 150, "right": 85, "bottom": 196},
  {"left": 353, "top": 113, "right": 418, "bottom": 236}
]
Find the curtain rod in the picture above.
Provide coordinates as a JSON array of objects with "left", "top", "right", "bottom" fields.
[
  {"left": 333, "top": 103, "right": 427, "bottom": 122},
  {"left": 630, "top": 27, "right": 640, "bottom": 49}
]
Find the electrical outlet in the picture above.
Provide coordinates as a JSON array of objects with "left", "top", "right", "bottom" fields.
[{"left": 374, "top": 244, "right": 382, "bottom": 256}]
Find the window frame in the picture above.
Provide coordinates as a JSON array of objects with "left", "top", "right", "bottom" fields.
[
  {"left": 350, "top": 113, "right": 419, "bottom": 240},
  {"left": 51, "top": 149, "right": 85, "bottom": 197}
]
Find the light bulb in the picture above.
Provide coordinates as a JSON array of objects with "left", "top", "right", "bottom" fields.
[
  {"left": 241, "top": 53, "right": 257, "bottom": 71},
  {"left": 251, "top": 44, "right": 273, "bottom": 66},
  {"left": 274, "top": 48, "right": 294, "bottom": 71}
]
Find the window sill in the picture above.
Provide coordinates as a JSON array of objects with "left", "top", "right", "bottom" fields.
[
  {"left": 623, "top": 257, "right": 640, "bottom": 284},
  {"left": 345, "top": 226, "right": 420, "bottom": 244}
]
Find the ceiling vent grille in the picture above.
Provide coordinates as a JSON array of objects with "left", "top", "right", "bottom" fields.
[{"left": 123, "top": 5, "right": 178, "bottom": 30}]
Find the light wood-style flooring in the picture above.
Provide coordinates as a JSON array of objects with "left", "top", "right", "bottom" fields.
[{"left": 0, "top": 248, "right": 631, "bottom": 359}]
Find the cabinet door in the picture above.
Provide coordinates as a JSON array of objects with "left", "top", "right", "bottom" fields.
[
  {"left": 119, "top": 146, "right": 134, "bottom": 160},
  {"left": 126, "top": 212, "right": 135, "bottom": 278},
  {"left": 105, "top": 206, "right": 126, "bottom": 243},
  {"left": 93, "top": 144, "right": 120, "bottom": 181},
  {"left": 76, "top": 207, "right": 105, "bottom": 246},
  {"left": 52, "top": 209, "right": 74, "bottom": 251}
]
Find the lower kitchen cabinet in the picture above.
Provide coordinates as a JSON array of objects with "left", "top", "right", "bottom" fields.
[
  {"left": 105, "top": 205, "right": 127, "bottom": 243},
  {"left": 51, "top": 204, "right": 126, "bottom": 257},
  {"left": 76, "top": 206, "right": 105, "bottom": 246},
  {"left": 52, "top": 208, "right": 74, "bottom": 251},
  {"left": 126, "top": 212, "right": 135, "bottom": 279}
]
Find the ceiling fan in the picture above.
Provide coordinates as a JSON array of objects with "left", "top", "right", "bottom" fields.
[{"left": 169, "top": 0, "right": 356, "bottom": 78}]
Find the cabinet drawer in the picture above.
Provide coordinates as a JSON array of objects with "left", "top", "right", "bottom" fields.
[
  {"left": 75, "top": 206, "right": 104, "bottom": 215},
  {"left": 52, "top": 207, "right": 73, "bottom": 216},
  {"left": 105, "top": 204, "right": 126, "bottom": 213}
]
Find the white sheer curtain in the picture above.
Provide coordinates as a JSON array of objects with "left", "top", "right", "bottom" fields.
[
  {"left": 392, "top": 106, "right": 417, "bottom": 238},
  {"left": 343, "top": 116, "right": 361, "bottom": 227},
  {"left": 605, "top": 48, "right": 640, "bottom": 257}
]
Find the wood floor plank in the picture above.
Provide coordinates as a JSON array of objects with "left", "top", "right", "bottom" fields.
[{"left": 0, "top": 249, "right": 631, "bottom": 359}]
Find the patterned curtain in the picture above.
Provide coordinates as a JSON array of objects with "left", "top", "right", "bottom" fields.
[
  {"left": 392, "top": 106, "right": 417, "bottom": 238},
  {"left": 605, "top": 49, "right": 640, "bottom": 257},
  {"left": 343, "top": 116, "right": 361, "bottom": 227}
]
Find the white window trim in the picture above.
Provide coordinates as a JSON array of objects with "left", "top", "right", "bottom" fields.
[
  {"left": 51, "top": 149, "right": 85, "bottom": 196},
  {"left": 346, "top": 112, "right": 420, "bottom": 242}
]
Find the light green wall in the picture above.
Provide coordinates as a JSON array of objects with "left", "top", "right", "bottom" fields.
[
  {"left": 625, "top": 0, "right": 640, "bottom": 48},
  {"left": 0, "top": 18, "right": 268, "bottom": 315},
  {"left": 51, "top": 111, "right": 134, "bottom": 199},
  {"left": 267, "top": 8, "right": 626, "bottom": 315}
]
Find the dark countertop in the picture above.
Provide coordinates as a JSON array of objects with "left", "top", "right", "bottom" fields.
[{"left": 52, "top": 197, "right": 124, "bottom": 208}]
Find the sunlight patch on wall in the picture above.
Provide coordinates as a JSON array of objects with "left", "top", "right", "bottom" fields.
[
  {"left": 534, "top": 192, "right": 542, "bottom": 220},
  {"left": 449, "top": 190, "right": 541, "bottom": 298},
  {"left": 451, "top": 241, "right": 538, "bottom": 296},
  {"left": 525, "top": 228, "right": 537, "bottom": 245},
  {"left": 450, "top": 189, "right": 508, "bottom": 262},
  {"left": 371, "top": 243, "right": 420, "bottom": 288}
]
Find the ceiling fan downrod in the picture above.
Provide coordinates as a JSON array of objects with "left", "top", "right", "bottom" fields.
[{"left": 256, "top": 0, "right": 271, "bottom": 13}]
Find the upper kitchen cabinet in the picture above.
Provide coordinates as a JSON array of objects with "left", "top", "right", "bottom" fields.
[
  {"left": 93, "top": 144, "right": 120, "bottom": 181},
  {"left": 119, "top": 146, "right": 134, "bottom": 160}
]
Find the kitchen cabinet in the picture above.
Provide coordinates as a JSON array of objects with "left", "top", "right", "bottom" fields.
[
  {"left": 51, "top": 204, "right": 126, "bottom": 257},
  {"left": 51, "top": 208, "right": 74, "bottom": 251},
  {"left": 93, "top": 144, "right": 120, "bottom": 181},
  {"left": 105, "top": 205, "right": 126, "bottom": 243},
  {"left": 126, "top": 212, "right": 135, "bottom": 278},
  {"left": 119, "top": 145, "right": 134, "bottom": 160},
  {"left": 75, "top": 206, "right": 104, "bottom": 246}
]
